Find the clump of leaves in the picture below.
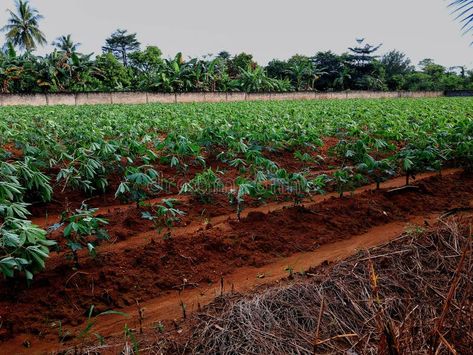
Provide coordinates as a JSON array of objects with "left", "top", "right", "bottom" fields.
[
  {"left": 357, "top": 154, "right": 395, "bottom": 190},
  {"left": 15, "top": 157, "right": 53, "bottom": 202},
  {"left": 115, "top": 165, "right": 162, "bottom": 206},
  {"left": 142, "top": 198, "right": 186, "bottom": 236},
  {"left": 180, "top": 168, "right": 224, "bottom": 203},
  {"left": 62, "top": 205, "right": 109, "bottom": 268},
  {"left": 332, "top": 167, "right": 364, "bottom": 197},
  {"left": 0, "top": 165, "right": 55, "bottom": 281},
  {"left": 228, "top": 178, "right": 257, "bottom": 220},
  {"left": 269, "top": 169, "right": 318, "bottom": 206},
  {"left": 56, "top": 147, "right": 110, "bottom": 194},
  {"left": 0, "top": 215, "right": 55, "bottom": 281},
  {"left": 294, "top": 150, "right": 315, "bottom": 164},
  {"left": 157, "top": 134, "right": 205, "bottom": 173},
  {"left": 397, "top": 142, "right": 446, "bottom": 185},
  {"left": 332, "top": 138, "right": 369, "bottom": 165}
]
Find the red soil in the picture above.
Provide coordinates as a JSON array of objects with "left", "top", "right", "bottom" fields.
[{"left": 1, "top": 171, "right": 472, "bottom": 353}]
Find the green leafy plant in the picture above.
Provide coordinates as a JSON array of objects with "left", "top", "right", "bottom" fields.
[
  {"left": 332, "top": 167, "right": 364, "bottom": 197},
  {"left": 157, "top": 134, "right": 205, "bottom": 173},
  {"left": 357, "top": 154, "right": 395, "bottom": 190},
  {"left": 228, "top": 178, "right": 257, "bottom": 220},
  {"left": 397, "top": 142, "right": 446, "bottom": 185},
  {"left": 332, "top": 138, "right": 369, "bottom": 165},
  {"left": 62, "top": 205, "right": 109, "bottom": 268},
  {"left": 294, "top": 150, "right": 314, "bottom": 164},
  {"left": 78, "top": 305, "right": 129, "bottom": 340},
  {"left": 15, "top": 157, "right": 53, "bottom": 202},
  {"left": 0, "top": 216, "right": 55, "bottom": 280},
  {"left": 0, "top": 165, "right": 55, "bottom": 281},
  {"left": 180, "top": 168, "right": 224, "bottom": 203},
  {"left": 141, "top": 198, "right": 186, "bottom": 235},
  {"left": 115, "top": 165, "right": 162, "bottom": 206}
]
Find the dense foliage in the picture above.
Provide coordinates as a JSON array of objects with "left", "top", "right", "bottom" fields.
[
  {"left": 1, "top": 42, "right": 472, "bottom": 94},
  {"left": 0, "top": 0, "right": 471, "bottom": 94},
  {"left": 1, "top": 97, "right": 472, "bottom": 279}
]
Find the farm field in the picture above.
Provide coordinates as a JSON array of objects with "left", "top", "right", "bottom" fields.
[{"left": 1, "top": 97, "right": 473, "bottom": 353}]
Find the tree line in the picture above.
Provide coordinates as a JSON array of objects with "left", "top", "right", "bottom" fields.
[{"left": 1, "top": 0, "right": 472, "bottom": 94}]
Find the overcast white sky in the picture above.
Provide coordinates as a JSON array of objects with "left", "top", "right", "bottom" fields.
[{"left": 1, "top": 0, "right": 472, "bottom": 68}]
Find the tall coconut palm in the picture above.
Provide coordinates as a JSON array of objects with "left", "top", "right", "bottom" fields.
[
  {"left": 52, "top": 35, "right": 81, "bottom": 54},
  {"left": 450, "top": 0, "right": 473, "bottom": 41},
  {"left": 1, "top": 0, "right": 47, "bottom": 51}
]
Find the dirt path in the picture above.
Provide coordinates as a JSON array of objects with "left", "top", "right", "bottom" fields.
[
  {"left": 3, "top": 210, "right": 463, "bottom": 355},
  {"left": 93, "top": 215, "right": 440, "bottom": 333}
]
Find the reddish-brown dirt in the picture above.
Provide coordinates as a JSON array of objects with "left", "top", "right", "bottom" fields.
[
  {"left": 1, "top": 170, "right": 473, "bottom": 354},
  {"left": 25, "top": 143, "right": 344, "bottom": 218}
]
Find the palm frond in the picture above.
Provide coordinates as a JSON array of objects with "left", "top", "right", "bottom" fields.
[{"left": 449, "top": 0, "right": 473, "bottom": 37}]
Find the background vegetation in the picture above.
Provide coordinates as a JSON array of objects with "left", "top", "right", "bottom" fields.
[{"left": 0, "top": 1, "right": 472, "bottom": 94}]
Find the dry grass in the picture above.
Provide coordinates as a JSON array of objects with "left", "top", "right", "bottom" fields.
[
  {"left": 74, "top": 217, "right": 473, "bottom": 354},
  {"left": 176, "top": 217, "right": 473, "bottom": 354}
]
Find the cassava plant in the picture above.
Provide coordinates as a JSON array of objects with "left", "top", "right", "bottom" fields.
[
  {"left": 115, "top": 165, "right": 162, "bottom": 206},
  {"left": 357, "top": 154, "right": 395, "bottom": 190},
  {"left": 62, "top": 205, "right": 109, "bottom": 268},
  {"left": 180, "top": 168, "right": 224, "bottom": 203},
  {"left": 332, "top": 167, "right": 364, "bottom": 197},
  {"left": 0, "top": 167, "right": 55, "bottom": 280},
  {"left": 141, "top": 198, "right": 185, "bottom": 236}
]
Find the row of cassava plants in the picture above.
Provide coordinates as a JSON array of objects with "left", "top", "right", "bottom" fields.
[{"left": 1, "top": 99, "right": 472, "bottom": 279}]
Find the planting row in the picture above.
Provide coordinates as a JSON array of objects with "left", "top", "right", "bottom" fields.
[{"left": 0, "top": 98, "right": 472, "bottom": 280}]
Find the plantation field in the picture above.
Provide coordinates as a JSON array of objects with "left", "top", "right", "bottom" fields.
[{"left": 1, "top": 97, "right": 473, "bottom": 352}]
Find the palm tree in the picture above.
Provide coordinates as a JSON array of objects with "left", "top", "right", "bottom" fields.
[
  {"left": 52, "top": 35, "right": 81, "bottom": 54},
  {"left": 450, "top": 0, "right": 473, "bottom": 41},
  {"left": 1, "top": 0, "right": 47, "bottom": 51}
]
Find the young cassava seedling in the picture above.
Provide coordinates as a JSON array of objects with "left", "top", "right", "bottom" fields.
[{"left": 62, "top": 204, "right": 109, "bottom": 268}]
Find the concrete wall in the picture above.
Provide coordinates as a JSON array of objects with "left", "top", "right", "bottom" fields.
[{"left": 0, "top": 91, "right": 445, "bottom": 107}]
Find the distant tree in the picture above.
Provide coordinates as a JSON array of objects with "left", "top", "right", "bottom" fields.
[
  {"left": 94, "top": 53, "right": 132, "bottom": 90},
  {"left": 52, "top": 34, "right": 81, "bottom": 54},
  {"left": 348, "top": 39, "right": 383, "bottom": 89},
  {"left": 381, "top": 50, "right": 413, "bottom": 90},
  {"left": 217, "top": 51, "right": 231, "bottom": 60},
  {"left": 312, "top": 51, "right": 344, "bottom": 90},
  {"left": 381, "top": 50, "right": 413, "bottom": 77},
  {"left": 419, "top": 58, "right": 446, "bottom": 78},
  {"left": 228, "top": 52, "right": 256, "bottom": 77},
  {"left": 403, "top": 59, "right": 447, "bottom": 91},
  {"left": 129, "top": 46, "right": 163, "bottom": 71},
  {"left": 266, "top": 59, "right": 290, "bottom": 80},
  {"left": 129, "top": 46, "right": 164, "bottom": 89},
  {"left": 286, "top": 55, "right": 326, "bottom": 91},
  {"left": 348, "top": 39, "right": 382, "bottom": 68},
  {"left": 1, "top": 0, "right": 47, "bottom": 51},
  {"left": 102, "top": 29, "right": 140, "bottom": 66}
]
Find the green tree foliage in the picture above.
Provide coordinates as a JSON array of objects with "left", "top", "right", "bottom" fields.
[
  {"left": 102, "top": 29, "right": 140, "bottom": 66},
  {"left": 381, "top": 50, "right": 414, "bottom": 90},
  {"left": 94, "top": 53, "right": 132, "bottom": 91},
  {"left": 347, "top": 39, "right": 385, "bottom": 90},
  {"left": 228, "top": 52, "right": 256, "bottom": 77},
  {"left": 0, "top": 27, "right": 471, "bottom": 94},
  {"left": 312, "top": 51, "right": 345, "bottom": 90},
  {"left": 1, "top": 0, "right": 47, "bottom": 51},
  {"left": 52, "top": 34, "right": 81, "bottom": 54}
]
